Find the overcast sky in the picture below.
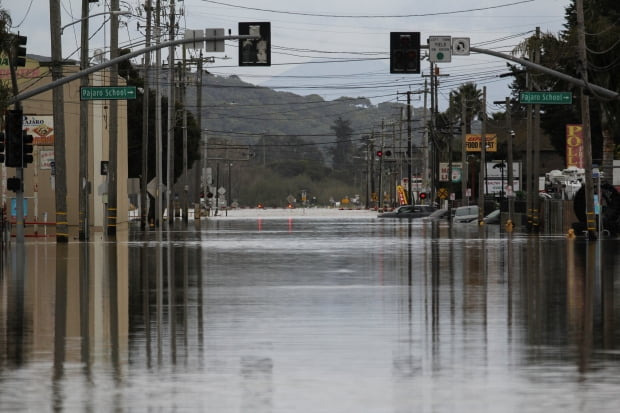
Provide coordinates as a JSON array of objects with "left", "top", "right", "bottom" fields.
[{"left": 4, "top": 0, "right": 572, "bottom": 111}]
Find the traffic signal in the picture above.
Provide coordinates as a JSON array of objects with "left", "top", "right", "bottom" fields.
[
  {"left": 0, "top": 131, "right": 5, "bottom": 163},
  {"left": 390, "top": 32, "right": 420, "bottom": 74},
  {"left": 238, "top": 22, "right": 271, "bottom": 66},
  {"left": 376, "top": 150, "right": 383, "bottom": 157},
  {"left": 419, "top": 192, "right": 427, "bottom": 200},
  {"left": 22, "top": 129, "right": 33, "bottom": 166},
  {"left": 5, "top": 109, "right": 23, "bottom": 167},
  {"left": 384, "top": 149, "right": 392, "bottom": 157},
  {"left": 13, "top": 34, "right": 27, "bottom": 67}
]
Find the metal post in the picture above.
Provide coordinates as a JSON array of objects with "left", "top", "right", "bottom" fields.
[
  {"left": 79, "top": 0, "right": 90, "bottom": 240},
  {"left": 107, "top": 0, "right": 119, "bottom": 237},
  {"left": 478, "top": 87, "right": 487, "bottom": 223},
  {"left": 141, "top": 0, "right": 152, "bottom": 230}
]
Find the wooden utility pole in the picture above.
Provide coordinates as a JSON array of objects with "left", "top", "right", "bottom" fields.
[
  {"left": 532, "top": 27, "right": 541, "bottom": 231},
  {"left": 140, "top": 0, "right": 152, "bottom": 230},
  {"left": 478, "top": 87, "right": 487, "bottom": 223},
  {"left": 461, "top": 93, "right": 467, "bottom": 205},
  {"left": 506, "top": 97, "right": 514, "bottom": 224},
  {"left": 107, "top": 0, "right": 119, "bottom": 236},
  {"left": 50, "top": 0, "right": 68, "bottom": 242},
  {"left": 167, "top": 0, "right": 176, "bottom": 227},
  {"left": 155, "top": 0, "right": 163, "bottom": 228},
  {"left": 182, "top": 46, "right": 189, "bottom": 223},
  {"left": 78, "top": 0, "right": 89, "bottom": 240},
  {"left": 576, "top": 0, "right": 596, "bottom": 239}
]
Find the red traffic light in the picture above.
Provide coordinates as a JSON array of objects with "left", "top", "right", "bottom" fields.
[
  {"left": 376, "top": 150, "right": 383, "bottom": 157},
  {"left": 419, "top": 192, "right": 427, "bottom": 200}
]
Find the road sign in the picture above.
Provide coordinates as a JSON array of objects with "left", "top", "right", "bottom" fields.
[
  {"left": 519, "top": 91, "right": 572, "bottom": 105},
  {"left": 438, "top": 187, "right": 449, "bottom": 199},
  {"left": 80, "top": 86, "right": 137, "bottom": 101},
  {"left": 428, "top": 36, "right": 452, "bottom": 63},
  {"left": 452, "top": 37, "right": 470, "bottom": 55}
]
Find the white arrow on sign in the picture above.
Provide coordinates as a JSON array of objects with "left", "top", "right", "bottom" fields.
[{"left": 452, "top": 37, "right": 470, "bottom": 55}]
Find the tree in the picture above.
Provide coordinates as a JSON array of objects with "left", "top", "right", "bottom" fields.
[
  {"left": 0, "top": 7, "right": 14, "bottom": 111},
  {"left": 445, "top": 83, "right": 483, "bottom": 134},
  {"left": 330, "top": 117, "right": 354, "bottom": 171}
]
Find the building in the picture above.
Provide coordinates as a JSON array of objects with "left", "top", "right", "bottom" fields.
[{"left": 1, "top": 55, "right": 129, "bottom": 237}]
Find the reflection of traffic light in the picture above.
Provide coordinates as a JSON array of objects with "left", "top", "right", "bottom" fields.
[
  {"left": 22, "top": 129, "right": 33, "bottom": 166},
  {"left": 376, "top": 150, "right": 383, "bottom": 157},
  {"left": 390, "top": 32, "right": 420, "bottom": 74},
  {"left": 5, "top": 109, "right": 23, "bottom": 167},
  {"left": 0, "top": 131, "right": 5, "bottom": 163}
]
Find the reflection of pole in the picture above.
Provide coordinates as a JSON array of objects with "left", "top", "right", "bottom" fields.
[
  {"left": 215, "top": 162, "right": 220, "bottom": 215},
  {"left": 166, "top": 0, "right": 176, "bottom": 227}
]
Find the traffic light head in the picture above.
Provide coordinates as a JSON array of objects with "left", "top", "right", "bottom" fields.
[
  {"left": 419, "top": 192, "right": 427, "bottom": 200},
  {"left": 13, "top": 34, "right": 27, "bottom": 67},
  {"left": 376, "top": 150, "right": 383, "bottom": 157},
  {"left": 0, "top": 131, "right": 5, "bottom": 164},
  {"left": 5, "top": 109, "right": 23, "bottom": 167},
  {"left": 22, "top": 130, "right": 33, "bottom": 167},
  {"left": 390, "top": 32, "right": 420, "bottom": 74}
]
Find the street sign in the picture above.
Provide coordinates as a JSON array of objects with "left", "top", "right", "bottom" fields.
[
  {"left": 428, "top": 36, "right": 452, "bottom": 63},
  {"left": 519, "top": 91, "right": 572, "bottom": 105},
  {"left": 452, "top": 37, "right": 470, "bottom": 55},
  {"left": 80, "top": 86, "right": 137, "bottom": 101}
]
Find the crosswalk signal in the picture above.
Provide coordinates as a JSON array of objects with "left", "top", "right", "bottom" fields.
[
  {"left": 22, "top": 129, "right": 34, "bottom": 166},
  {"left": 390, "top": 32, "right": 420, "bottom": 74},
  {"left": 0, "top": 131, "right": 5, "bottom": 163},
  {"left": 5, "top": 109, "right": 23, "bottom": 167}
]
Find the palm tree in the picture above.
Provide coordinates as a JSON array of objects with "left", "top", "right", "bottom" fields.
[
  {"left": 0, "top": 7, "right": 14, "bottom": 111},
  {"left": 445, "top": 83, "right": 483, "bottom": 134}
]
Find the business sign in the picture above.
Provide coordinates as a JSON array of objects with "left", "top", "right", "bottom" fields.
[
  {"left": 439, "top": 162, "right": 462, "bottom": 182},
  {"left": 23, "top": 115, "right": 54, "bottom": 145},
  {"left": 465, "top": 134, "right": 497, "bottom": 152},
  {"left": 39, "top": 148, "right": 54, "bottom": 169},
  {"left": 566, "top": 124, "right": 584, "bottom": 168}
]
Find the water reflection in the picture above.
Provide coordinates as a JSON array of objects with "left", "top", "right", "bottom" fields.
[{"left": 0, "top": 217, "right": 619, "bottom": 412}]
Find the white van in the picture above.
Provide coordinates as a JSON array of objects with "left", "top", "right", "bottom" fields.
[{"left": 453, "top": 205, "right": 480, "bottom": 224}]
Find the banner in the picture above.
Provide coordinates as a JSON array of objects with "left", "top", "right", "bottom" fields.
[
  {"left": 566, "top": 124, "right": 584, "bottom": 168},
  {"left": 396, "top": 185, "right": 408, "bottom": 205}
]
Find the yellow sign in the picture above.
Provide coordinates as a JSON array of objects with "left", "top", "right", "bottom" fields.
[
  {"left": 465, "top": 134, "right": 497, "bottom": 152},
  {"left": 438, "top": 187, "right": 449, "bottom": 199}
]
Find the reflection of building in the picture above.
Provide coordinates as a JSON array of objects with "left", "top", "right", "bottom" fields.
[{"left": 0, "top": 55, "right": 129, "bottom": 235}]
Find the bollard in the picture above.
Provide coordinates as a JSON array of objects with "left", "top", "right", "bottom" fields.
[{"left": 505, "top": 219, "right": 514, "bottom": 232}]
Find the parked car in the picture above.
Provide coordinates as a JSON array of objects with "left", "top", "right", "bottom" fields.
[
  {"left": 453, "top": 205, "right": 480, "bottom": 224},
  {"left": 378, "top": 204, "right": 436, "bottom": 219},
  {"left": 423, "top": 208, "right": 453, "bottom": 222},
  {"left": 483, "top": 209, "right": 501, "bottom": 224}
]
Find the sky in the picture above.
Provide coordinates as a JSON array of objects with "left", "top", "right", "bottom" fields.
[{"left": 3, "top": 0, "right": 573, "bottom": 112}]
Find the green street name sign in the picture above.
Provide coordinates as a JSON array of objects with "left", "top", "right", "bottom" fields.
[
  {"left": 519, "top": 91, "right": 572, "bottom": 105},
  {"left": 80, "top": 86, "right": 137, "bottom": 101}
]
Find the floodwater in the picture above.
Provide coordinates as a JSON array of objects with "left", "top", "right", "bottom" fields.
[{"left": 1, "top": 208, "right": 620, "bottom": 412}]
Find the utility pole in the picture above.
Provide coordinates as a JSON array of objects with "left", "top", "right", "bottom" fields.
[
  {"left": 525, "top": 52, "right": 533, "bottom": 231},
  {"left": 166, "top": 0, "right": 176, "bottom": 227},
  {"left": 461, "top": 93, "right": 467, "bottom": 205},
  {"left": 532, "top": 27, "right": 541, "bottom": 231},
  {"left": 181, "top": 47, "right": 188, "bottom": 224},
  {"left": 78, "top": 0, "right": 89, "bottom": 240},
  {"left": 155, "top": 0, "right": 163, "bottom": 229},
  {"left": 576, "top": 0, "right": 596, "bottom": 239},
  {"left": 140, "top": 0, "right": 152, "bottom": 230},
  {"left": 478, "top": 87, "right": 487, "bottom": 223},
  {"left": 506, "top": 97, "right": 515, "bottom": 225},
  {"left": 107, "top": 0, "right": 119, "bottom": 236},
  {"left": 197, "top": 52, "right": 206, "bottom": 214},
  {"left": 406, "top": 91, "right": 412, "bottom": 204},
  {"left": 49, "top": 0, "right": 68, "bottom": 242}
]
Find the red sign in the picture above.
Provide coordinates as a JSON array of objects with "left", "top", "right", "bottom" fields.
[{"left": 566, "top": 124, "right": 584, "bottom": 168}]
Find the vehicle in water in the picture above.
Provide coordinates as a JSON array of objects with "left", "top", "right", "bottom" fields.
[
  {"left": 453, "top": 205, "right": 480, "bottom": 224},
  {"left": 378, "top": 204, "right": 436, "bottom": 219}
]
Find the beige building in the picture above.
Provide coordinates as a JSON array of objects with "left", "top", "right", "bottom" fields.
[{"left": 1, "top": 56, "right": 129, "bottom": 238}]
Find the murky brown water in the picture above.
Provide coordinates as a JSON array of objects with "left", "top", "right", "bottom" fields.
[{"left": 1, "top": 212, "right": 619, "bottom": 412}]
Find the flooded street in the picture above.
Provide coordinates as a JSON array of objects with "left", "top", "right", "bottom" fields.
[{"left": 1, "top": 209, "right": 620, "bottom": 412}]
